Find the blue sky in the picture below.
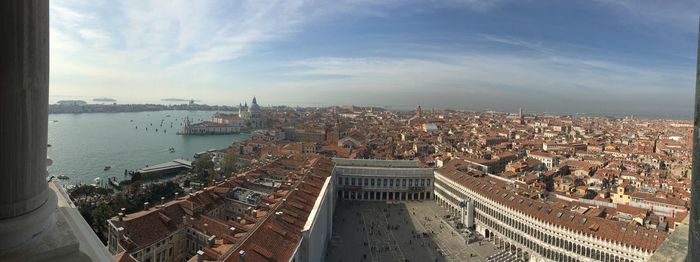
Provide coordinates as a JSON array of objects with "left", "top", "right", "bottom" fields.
[{"left": 49, "top": 0, "right": 698, "bottom": 118}]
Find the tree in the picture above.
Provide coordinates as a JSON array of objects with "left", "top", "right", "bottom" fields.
[
  {"left": 90, "top": 202, "right": 115, "bottom": 243},
  {"left": 91, "top": 202, "right": 114, "bottom": 229},
  {"left": 69, "top": 185, "right": 113, "bottom": 204},
  {"left": 193, "top": 153, "right": 214, "bottom": 175},
  {"left": 147, "top": 182, "right": 184, "bottom": 203},
  {"left": 221, "top": 153, "right": 238, "bottom": 174},
  {"left": 126, "top": 180, "right": 143, "bottom": 197}
]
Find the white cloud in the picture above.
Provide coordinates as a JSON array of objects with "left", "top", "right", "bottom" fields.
[
  {"left": 594, "top": 0, "right": 699, "bottom": 32},
  {"left": 479, "top": 34, "right": 546, "bottom": 51},
  {"left": 47, "top": 0, "right": 695, "bottom": 115},
  {"left": 281, "top": 50, "right": 694, "bottom": 112}
]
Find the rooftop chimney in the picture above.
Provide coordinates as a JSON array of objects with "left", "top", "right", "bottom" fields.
[
  {"left": 196, "top": 250, "right": 204, "bottom": 262},
  {"left": 203, "top": 223, "right": 209, "bottom": 235},
  {"left": 118, "top": 212, "right": 124, "bottom": 221},
  {"left": 116, "top": 227, "right": 125, "bottom": 240},
  {"left": 144, "top": 202, "right": 150, "bottom": 210},
  {"left": 161, "top": 196, "right": 165, "bottom": 205},
  {"left": 239, "top": 250, "right": 245, "bottom": 262}
]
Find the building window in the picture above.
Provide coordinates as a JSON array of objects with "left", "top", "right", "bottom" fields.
[
  {"left": 427, "top": 179, "right": 431, "bottom": 186},
  {"left": 402, "top": 179, "right": 406, "bottom": 186},
  {"left": 351, "top": 178, "right": 356, "bottom": 186},
  {"left": 383, "top": 179, "right": 387, "bottom": 187},
  {"left": 371, "top": 179, "right": 375, "bottom": 186},
  {"left": 364, "top": 178, "right": 368, "bottom": 186},
  {"left": 390, "top": 179, "right": 394, "bottom": 187}
]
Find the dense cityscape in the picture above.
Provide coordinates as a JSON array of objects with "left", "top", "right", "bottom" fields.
[{"left": 56, "top": 98, "right": 691, "bottom": 262}]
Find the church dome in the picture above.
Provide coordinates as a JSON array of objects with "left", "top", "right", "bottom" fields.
[{"left": 249, "top": 96, "right": 261, "bottom": 113}]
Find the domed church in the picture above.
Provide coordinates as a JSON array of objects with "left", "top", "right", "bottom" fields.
[{"left": 238, "top": 96, "right": 265, "bottom": 129}]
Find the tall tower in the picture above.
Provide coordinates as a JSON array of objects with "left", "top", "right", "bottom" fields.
[
  {"left": 518, "top": 107, "right": 524, "bottom": 124},
  {"left": 417, "top": 104, "right": 423, "bottom": 118}
]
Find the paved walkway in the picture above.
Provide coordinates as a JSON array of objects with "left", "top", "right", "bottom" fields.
[{"left": 326, "top": 200, "right": 499, "bottom": 262}]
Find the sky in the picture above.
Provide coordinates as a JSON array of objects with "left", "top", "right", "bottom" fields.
[{"left": 49, "top": 0, "right": 699, "bottom": 118}]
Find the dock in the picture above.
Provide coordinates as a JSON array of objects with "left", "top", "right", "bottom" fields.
[{"left": 135, "top": 159, "right": 192, "bottom": 177}]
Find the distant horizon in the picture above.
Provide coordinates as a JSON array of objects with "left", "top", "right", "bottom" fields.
[
  {"left": 49, "top": 96, "right": 693, "bottom": 120},
  {"left": 49, "top": 1, "right": 698, "bottom": 119}
]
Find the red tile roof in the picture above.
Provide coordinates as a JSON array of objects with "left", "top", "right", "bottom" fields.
[{"left": 437, "top": 159, "right": 666, "bottom": 252}]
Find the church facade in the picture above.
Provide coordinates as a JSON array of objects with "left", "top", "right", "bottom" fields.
[{"left": 238, "top": 96, "right": 266, "bottom": 129}]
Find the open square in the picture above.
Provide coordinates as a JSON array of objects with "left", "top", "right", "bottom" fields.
[{"left": 326, "top": 200, "right": 500, "bottom": 262}]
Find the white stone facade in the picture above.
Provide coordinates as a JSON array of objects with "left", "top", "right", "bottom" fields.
[
  {"left": 433, "top": 171, "right": 653, "bottom": 262},
  {"left": 333, "top": 159, "right": 434, "bottom": 201}
]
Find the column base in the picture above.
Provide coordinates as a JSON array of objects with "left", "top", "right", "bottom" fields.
[
  {"left": 0, "top": 189, "right": 92, "bottom": 262},
  {"left": 0, "top": 189, "right": 56, "bottom": 252},
  {"left": 2, "top": 207, "right": 90, "bottom": 262}
]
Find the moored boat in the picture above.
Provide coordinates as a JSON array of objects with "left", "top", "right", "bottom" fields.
[{"left": 108, "top": 177, "right": 120, "bottom": 188}]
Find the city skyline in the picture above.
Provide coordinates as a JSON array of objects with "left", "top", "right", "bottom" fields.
[{"left": 50, "top": 0, "right": 698, "bottom": 118}]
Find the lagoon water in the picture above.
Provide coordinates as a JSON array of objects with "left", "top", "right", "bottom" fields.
[{"left": 47, "top": 110, "right": 250, "bottom": 185}]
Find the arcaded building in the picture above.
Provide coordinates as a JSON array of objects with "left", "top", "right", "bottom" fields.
[
  {"left": 333, "top": 158, "right": 434, "bottom": 201},
  {"left": 434, "top": 159, "right": 665, "bottom": 262}
]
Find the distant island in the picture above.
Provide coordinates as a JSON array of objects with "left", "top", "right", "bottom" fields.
[
  {"left": 49, "top": 101, "right": 236, "bottom": 114},
  {"left": 161, "top": 98, "right": 198, "bottom": 102},
  {"left": 92, "top": 97, "right": 116, "bottom": 102}
]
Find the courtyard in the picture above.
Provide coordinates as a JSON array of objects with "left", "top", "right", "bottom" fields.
[{"left": 326, "top": 200, "right": 500, "bottom": 262}]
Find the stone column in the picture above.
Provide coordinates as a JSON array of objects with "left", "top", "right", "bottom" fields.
[
  {"left": 0, "top": 0, "right": 56, "bottom": 251},
  {"left": 690, "top": 21, "right": 700, "bottom": 262}
]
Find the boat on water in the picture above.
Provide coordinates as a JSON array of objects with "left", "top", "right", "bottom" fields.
[
  {"left": 169, "top": 146, "right": 175, "bottom": 153},
  {"left": 94, "top": 177, "right": 102, "bottom": 185},
  {"left": 57, "top": 175, "right": 69, "bottom": 180},
  {"left": 104, "top": 165, "right": 111, "bottom": 171},
  {"left": 166, "top": 115, "right": 171, "bottom": 117},
  {"left": 108, "top": 177, "right": 120, "bottom": 188},
  {"left": 47, "top": 144, "right": 51, "bottom": 147}
]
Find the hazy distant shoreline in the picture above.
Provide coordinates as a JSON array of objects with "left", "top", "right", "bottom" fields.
[
  {"left": 46, "top": 102, "right": 692, "bottom": 120},
  {"left": 48, "top": 103, "right": 236, "bottom": 114}
]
